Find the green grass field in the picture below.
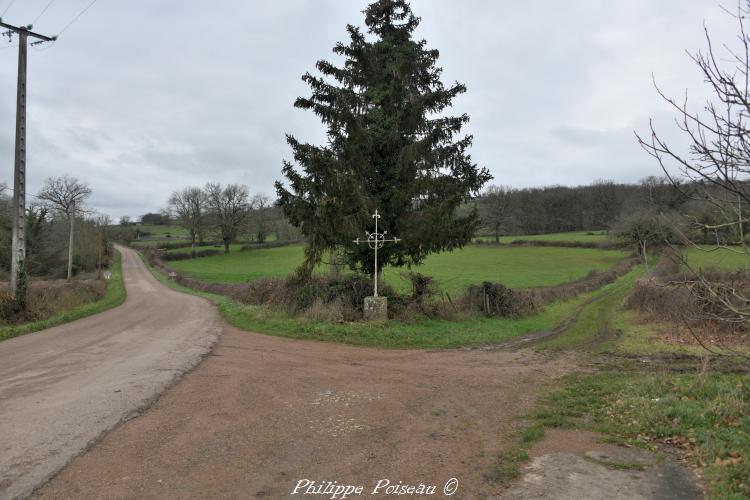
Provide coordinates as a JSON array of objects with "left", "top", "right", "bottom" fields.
[
  {"left": 136, "top": 224, "right": 188, "bottom": 237},
  {"left": 145, "top": 253, "right": 617, "bottom": 349},
  {"left": 683, "top": 246, "right": 749, "bottom": 271},
  {"left": 475, "top": 230, "right": 609, "bottom": 244},
  {"left": 167, "top": 244, "right": 627, "bottom": 294}
]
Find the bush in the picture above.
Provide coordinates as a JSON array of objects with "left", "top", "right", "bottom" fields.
[
  {"left": 462, "top": 282, "right": 540, "bottom": 318},
  {"left": 625, "top": 268, "right": 750, "bottom": 334},
  {"left": 405, "top": 272, "right": 437, "bottom": 303},
  {"left": 239, "top": 240, "right": 302, "bottom": 251},
  {"left": 0, "top": 280, "right": 107, "bottom": 324},
  {"left": 163, "top": 249, "right": 222, "bottom": 261},
  {"left": 508, "top": 239, "right": 620, "bottom": 250},
  {"left": 0, "top": 292, "right": 22, "bottom": 323},
  {"left": 294, "top": 274, "right": 389, "bottom": 314},
  {"left": 301, "top": 298, "right": 352, "bottom": 323}
]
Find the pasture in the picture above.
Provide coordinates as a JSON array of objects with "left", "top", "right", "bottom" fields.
[
  {"left": 167, "top": 243, "right": 627, "bottom": 294},
  {"left": 682, "top": 246, "right": 749, "bottom": 271},
  {"left": 476, "top": 230, "right": 609, "bottom": 244},
  {"left": 136, "top": 224, "right": 188, "bottom": 237}
]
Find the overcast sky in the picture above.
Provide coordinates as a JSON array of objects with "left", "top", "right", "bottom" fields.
[{"left": 0, "top": 0, "right": 738, "bottom": 220}]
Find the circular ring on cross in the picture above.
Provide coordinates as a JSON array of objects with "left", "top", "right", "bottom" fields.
[{"left": 367, "top": 232, "right": 385, "bottom": 249}]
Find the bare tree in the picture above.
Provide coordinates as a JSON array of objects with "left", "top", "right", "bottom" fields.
[
  {"left": 251, "top": 193, "right": 271, "bottom": 244},
  {"left": 92, "top": 213, "right": 112, "bottom": 277},
  {"left": 37, "top": 176, "right": 92, "bottom": 281},
  {"left": 205, "top": 183, "right": 250, "bottom": 253},
  {"left": 636, "top": 2, "right": 750, "bottom": 328},
  {"left": 613, "top": 209, "right": 676, "bottom": 273},
  {"left": 168, "top": 187, "right": 207, "bottom": 258},
  {"left": 481, "top": 185, "right": 513, "bottom": 243}
]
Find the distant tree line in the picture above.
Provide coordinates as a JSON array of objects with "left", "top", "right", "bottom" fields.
[{"left": 475, "top": 177, "right": 694, "bottom": 241}]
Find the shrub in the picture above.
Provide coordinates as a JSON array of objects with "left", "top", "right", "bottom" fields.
[
  {"left": 0, "top": 280, "right": 107, "bottom": 324},
  {"left": 625, "top": 268, "right": 750, "bottom": 334},
  {"left": 301, "top": 298, "right": 354, "bottom": 323},
  {"left": 462, "top": 282, "right": 539, "bottom": 318},
  {"left": 405, "top": 272, "right": 437, "bottom": 303},
  {"left": 294, "top": 274, "right": 389, "bottom": 314},
  {"left": 508, "top": 239, "right": 620, "bottom": 250},
  {"left": 0, "top": 292, "right": 21, "bottom": 323},
  {"left": 239, "top": 240, "right": 302, "bottom": 251},
  {"left": 163, "top": 249, "right": 222, "bottom": 261}
]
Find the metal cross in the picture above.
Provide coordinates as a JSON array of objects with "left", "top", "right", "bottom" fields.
[{"left": 353, "top": 209, "right": 400, "bottom": 297}]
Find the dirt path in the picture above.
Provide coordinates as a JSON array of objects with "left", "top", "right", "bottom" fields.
[
  {"left": 34, "top": 320, "right": 575, "bottom": 499},
  {"left": 0, "top": 245, "right": 222, "bottom": 500}
]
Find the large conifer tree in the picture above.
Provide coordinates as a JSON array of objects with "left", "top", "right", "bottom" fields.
[{"left": 276, "top": 0, "right": 491, "bottom": 276}]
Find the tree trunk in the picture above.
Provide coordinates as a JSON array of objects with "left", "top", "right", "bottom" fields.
[
  {"left": 67, "top": 214, "right": 74, "bottom": 281},
  {"left": 641, "top": 240, "right": 649, "bottom": 273},
  {"left": 224, "top": 239, "right": 230, "bottom": 254},
  {"left": 97, "top": 231, "right": 103, "bottom": 279},
  {"left": 494, "top": 224, "right": 500, "bottom": 244}
]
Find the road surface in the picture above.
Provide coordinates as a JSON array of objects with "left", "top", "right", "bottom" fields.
[
  {"left": 0, "top": 245, "right": 222, "bottom": 499},
  {"left": 34, "top": 326, "right": 578, "bottom": 499}
]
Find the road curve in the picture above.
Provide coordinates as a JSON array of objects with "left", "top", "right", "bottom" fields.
[{"left": 0, "top": 245, "right": 222, "bottom": 499}]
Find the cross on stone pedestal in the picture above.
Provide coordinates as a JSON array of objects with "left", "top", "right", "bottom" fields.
[
  {"left": 353, "top": 209, "right": 399, "bottom": 321},
  {"left": 353, "top": 209, "right": 400, "bottom": 297}
]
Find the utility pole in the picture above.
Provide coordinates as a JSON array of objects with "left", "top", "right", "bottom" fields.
[{"left": 1, "top": 20, "right": 56, "bottom": 300}]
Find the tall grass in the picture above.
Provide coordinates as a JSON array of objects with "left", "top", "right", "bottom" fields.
[{"left": 0, "top": 252, "right": 126, "bottom": 342}]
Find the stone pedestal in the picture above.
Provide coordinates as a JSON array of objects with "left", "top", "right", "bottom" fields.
[{"left": 363, "top": 296, "right": 388, "bottom": 321}]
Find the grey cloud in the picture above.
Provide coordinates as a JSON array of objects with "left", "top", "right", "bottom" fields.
[{"left": 0, "top": 0, "right": 739, "bottom": 218}]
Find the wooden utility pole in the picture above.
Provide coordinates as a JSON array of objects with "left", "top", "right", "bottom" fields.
[{"left": 1, "top": 20, "right": 55, "bottom": 299}]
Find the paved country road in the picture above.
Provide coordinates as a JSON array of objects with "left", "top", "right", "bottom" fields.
[
  {"left": 0, "top": 245, "right": 222, "bottom": 499},
  {"left": 35, "top": 324, "right": 579, "bottom": 498}
]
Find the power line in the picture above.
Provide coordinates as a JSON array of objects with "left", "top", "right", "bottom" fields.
[
  {"left": 33, "top": 0, "right": 57, "bottom": 25},
  {"left": 0, "top": 20, "right": 55, "bottom": 301},
  {"left": 57, "top": 0, "right": 97, "bottom": 37},
  {"left": 0, "top": 0, "right": 16, "bottom": 18}
]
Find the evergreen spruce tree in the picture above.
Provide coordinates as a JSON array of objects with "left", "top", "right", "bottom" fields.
[{"left": 276, "top": 0, "right": 491, "bottom": 276}]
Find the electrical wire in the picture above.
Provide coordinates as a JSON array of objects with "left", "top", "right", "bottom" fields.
[
  {"left": 32, "top": 0, "right": 57, "bottom": 25},
  {"left": 0, "top": 0, "right": 16, "bottom": 18},
  {"left": 56, "top": 0, "right": 98, "bottom": 37}
]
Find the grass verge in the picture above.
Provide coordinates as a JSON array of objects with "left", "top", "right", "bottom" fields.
[
  {"left": 0, "top": 251, "right": 127, "bottom": 342},
  {"left": 532, "top": 370, "right": 750, "bottom": 499},
  {"left": 534, "top": 267, "right": 643, "bottom": 351},
  {"left": 532, "top": 264, "right": 743, "bottom": 357}
]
